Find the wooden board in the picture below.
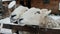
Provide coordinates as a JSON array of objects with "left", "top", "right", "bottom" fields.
[
  {"left": 3, "top": 24, "right": 39, "bottom": 33},
  {"left": 2, "top": 23, "right": 60, "bottom": 34}
]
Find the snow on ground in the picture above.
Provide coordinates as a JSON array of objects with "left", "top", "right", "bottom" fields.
[
  {"left": 0, "top": 28, "right": 12, "bottom": 34},
  {"left": 49, "top": 16, "right": 60, "bottom": 20},
  {"left": 0, "top": 17, "right": 13, "bottom": 34},
  {"left": 0, "top": 17, "right": 10, "bottom": 24}
]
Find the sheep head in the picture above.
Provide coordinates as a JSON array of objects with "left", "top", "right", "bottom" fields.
[
  {"left": 10, "top": 6, "right": 28, "bottom": 23},
  {"left": 40, "top": 9, "right": 51, "bottom": 17},
  {"left": 39, "top": 9, "right": 52, "bottom": 28}
]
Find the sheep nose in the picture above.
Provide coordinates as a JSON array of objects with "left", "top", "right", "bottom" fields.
[{"left": 19, "top": 18, "right": 23, "bottom": 21}]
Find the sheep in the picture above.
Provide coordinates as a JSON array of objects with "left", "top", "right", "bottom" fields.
[
  {"left": 18, "top": 8, "right": 60, "bottom": 28},
  {"left": 18, "top": 7, "right": 41, "bottom": 26},
  {"left": 18, "top": 8, "right": 51, "bottom": 26},
  {"left": 18, "top": 7, "right": 41, "bottom": 34},
  {"left": 39, "top": 9, "right": 59, "bottom": 28},
  {"left": 10, "top": 5, "right": 29, "bottom": 24},
  {"left": 10, "top": 6, "right": 29, "bottom": 34}
]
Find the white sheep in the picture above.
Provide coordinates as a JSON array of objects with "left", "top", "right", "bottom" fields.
[
  {"left": 19, "top": 8, "right": 60, "bottom": 28},
  {"left": 39, "top": 9, "right": 59, "bottom": 28},
  {"left": 10, "top": 5, "right": 29, "bottom": 23},
  {"left": 10, "top": 6, "right": 29, "bottom": 34},
  {"left": 18, "top": 8, "right": 49, "bottom": 26},
  {"left": 18, "top": 7, "right": 41, "bottom": 34},
  {"left": 18, "top": 7, "right": 41, "bottom": 26}
]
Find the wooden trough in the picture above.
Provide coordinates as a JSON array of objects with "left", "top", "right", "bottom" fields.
[{"left": 1, "top": 23, "right": 60, "bottom": 34}]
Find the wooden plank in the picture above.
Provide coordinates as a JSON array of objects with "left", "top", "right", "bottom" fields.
[
  {"left": 2, "top": 23, "right": 60, "bottom": 34},
  {"left": 3, "top": 24, "right": 39, "bottom": 33}
]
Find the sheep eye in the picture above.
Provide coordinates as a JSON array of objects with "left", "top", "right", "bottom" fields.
[
  {"left": 11, "top": 15, "right": 16, "bottom": 17},
  {"left": 19, "top": 18, "right": 23, "bottom": 21},
  {"left": 35, "top": 11, "right": 40, "bottom": 14}
]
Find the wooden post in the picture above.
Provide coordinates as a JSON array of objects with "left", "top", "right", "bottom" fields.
[
  {"left": 26, "top": 0, "right": 31, "bottom": 8},
  {"left": 20, "top": 0, "right": 25, "bottom": 6}
]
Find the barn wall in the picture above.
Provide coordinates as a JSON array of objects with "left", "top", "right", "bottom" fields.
[
  {"left": 24, "top": 0, "right": 59, "bottom": 14},
  {"left": 2, "top": 0, "right": 59, "bottom": 18},
  {"left": 1, "top": 0, "right": 59, "bottom": 18},
  {"left": 32, "top": 0, "right": 59, "bottom": 14}
]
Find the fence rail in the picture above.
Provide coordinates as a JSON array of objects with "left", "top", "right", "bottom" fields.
[{"left": 0, "top": 23, "right": 60, "bottom": 34}]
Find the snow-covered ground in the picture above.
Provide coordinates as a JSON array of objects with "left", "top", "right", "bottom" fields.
[
  {"left": 49, "top": 16, "right": 60, "bottom": 29},
  {"left": 0, "top": 28, "right": 12, "bottom": 34},
  {"left": 49, "top": 16, "right": 60, "bottom": 20},
  {"left": 0, "top": 17, "right": 13, "bottom": 34},
  {"left": 0, "top": 17, "right": 10, "bottom": 24}
]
